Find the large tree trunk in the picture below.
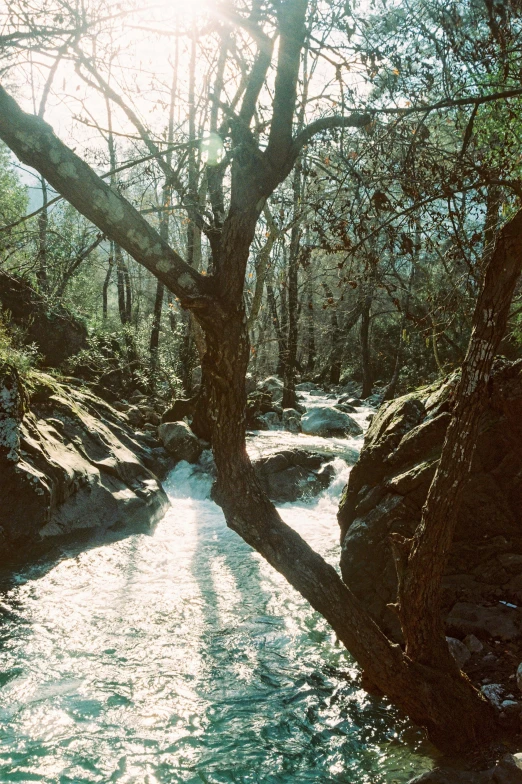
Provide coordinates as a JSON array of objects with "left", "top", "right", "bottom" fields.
[{"left": 394, "top": 207, "right": 522, "bottom": 669}]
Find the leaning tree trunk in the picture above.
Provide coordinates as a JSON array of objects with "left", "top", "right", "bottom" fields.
[
  {"left": 393, "top": 207, "right": 522, "bottom": 670},
  {"left": 195, "top": 267, "right": 495, "bottom": 754}
]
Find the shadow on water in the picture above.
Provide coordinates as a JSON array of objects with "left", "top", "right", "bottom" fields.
[
  {"left": 0, "top": 510, "right": 161, "bottom": 594},
  {"left": 0, "top": 455, "right": 436, "bottom": 784},
  {"left": 169, "top": 464, "right": 436, "bottom": 784}
]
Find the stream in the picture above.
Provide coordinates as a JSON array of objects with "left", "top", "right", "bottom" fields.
[{"left": 0, "top": 392, "right": 435, "bottom": 783}]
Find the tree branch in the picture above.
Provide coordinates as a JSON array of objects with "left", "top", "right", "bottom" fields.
[
  {"left": 0, "top": 85, "right": 209, "bottom": 305},
  {"left": 292, "top": 112, "right": 372, "bottom": 153}
]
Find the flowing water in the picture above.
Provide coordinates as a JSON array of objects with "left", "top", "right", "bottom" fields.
[{"left": 0, "top": 393, "right": 435, "bottom": 783}]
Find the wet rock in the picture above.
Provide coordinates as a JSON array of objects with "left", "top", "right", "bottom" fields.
[
  {"left": 338, "top": 396, "right": 362, "bottom": 406},
  {"left": 481, "top": 682, "right": 504, "bottom": 708},
  {"left": 301, "top": 406, "right": 363, "bottom": 438},
  {"left": 0, "top": 364, "right": 169, "bottom": 563},
  {"left": 295, "top": 382, "right": 319, "bottom": 392},
  {"left": 246, "top": 391, "right": 281, "bottom": 429},
  {"left": 253, "top": 449, "right": 335, "bottom": 503},
  {"left": 500, "top": 699, "right": 520, "bottom": 715},
  {"left": 334, "top": 403, "right": 357, "bottom": 414},
  {"left": 158, "top": 421, "right": 204, "bottom": 464},
  {"left": 338, "top": 360, "right": 522, "bottom": 640},
  {"left": 446, "top": 636, "right": 471, "bottom": 669}
]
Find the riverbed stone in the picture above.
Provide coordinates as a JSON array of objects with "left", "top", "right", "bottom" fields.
[
  {"left": 302, "top": 406, "right": 363, "bottom": 438},
  {"left": 158, "top": 421, "right": 204, "bottom": 463},
  {"left": 334, "top": 403, "right": 357, "bottom": 414},
  {"left": 258, "top": 376, "right": 284, "bottom": 402}
]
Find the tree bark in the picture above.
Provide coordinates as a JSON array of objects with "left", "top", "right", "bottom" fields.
[{"left": 394, "top": 208, "right": 522, "bottom": 670}]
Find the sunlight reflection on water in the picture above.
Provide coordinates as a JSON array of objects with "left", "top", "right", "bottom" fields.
[{"left": 0, "top": 399, "right": 434, "bottom": 783}]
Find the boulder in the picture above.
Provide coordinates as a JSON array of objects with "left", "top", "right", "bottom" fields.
[
  {"left": 161, "top": 397, "right": 196, "bottom": 424},
  {"left": 245, "top": 373, "right": 256, "bottom": 394},
  {"left": 447, "top": 602, "right": 522, "bottom": 642},
  {"left": 334, "top": 403, "right": 357, "bottom": 414},
  {"left": 339, "top": 395, "right": 363, "bottom": 407},
  {"left": 338, "top": 359, "right": 522, "bottom": 641},
  {"left": 295, "top": 382, "right": 319, "bottom": 392},
  {"left": 258, "top": 376, "right": 284, "bottom": 402},
  {"left": 282, "top": 408, "right": 302, "bottom": 433},
  {"left": 258, "top": 411, "right": 281, "bottom": 430},
  {"left": 0, "top": 362, "right": 169, "bottom": 563},
  {"left": 253, "top": 449, "right": 335, "bottom": 502},
  {"left": 246, "top": 390, "right": 282, "bottom": 428},
  {"left": 302, "top": 406, "right": 363, "bottom": 438},
  {"left": 158, "top": 421, "right": 204, "bottom": 463},
  {"left": 127, "top": 406, "right": 144, "bottom": 427}
]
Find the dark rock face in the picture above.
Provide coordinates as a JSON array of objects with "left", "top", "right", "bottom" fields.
[
  {"left": 0, "top": 362, "right": 170, "bottom": 564},
  {"left": 338, "top": 360, "right": 522, "bottom": 640},
  {"left": 0, "top": 271, "right": 87, "bottom": 367},
  {"left": 253, "top": 449, "right": 335, "bottom": 503}
]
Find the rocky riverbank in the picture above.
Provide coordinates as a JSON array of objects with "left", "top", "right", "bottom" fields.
[
  {"left": 339, "top": 358, "right": 522, "bottom": 765},
  {"left": 0, "top": 360, "right": 170, "bottom": 565}
]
